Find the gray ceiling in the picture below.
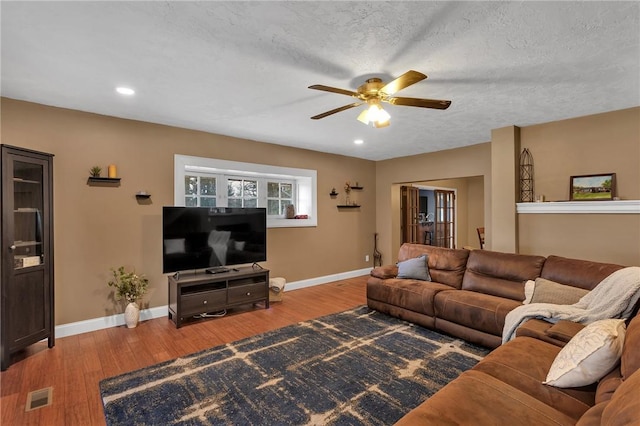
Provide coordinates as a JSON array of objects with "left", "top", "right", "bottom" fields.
[{"left": 2, "top": 1, "right": 639, "bottom": 161}]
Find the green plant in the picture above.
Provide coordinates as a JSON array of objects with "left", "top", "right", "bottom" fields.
[
  {"left": 107, "top": 266, "right": 149, "bottom": 304},
  {"left": 90, "top": 166, "right": 102, "bottom": 177}
]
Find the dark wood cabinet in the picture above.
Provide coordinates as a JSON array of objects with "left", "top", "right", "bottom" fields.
[
  {"left": 1, "top": 145, "right": 54, "bottom": 370},
  {"left": 168, "top": 267, "right": 269, "bottom": 328}
]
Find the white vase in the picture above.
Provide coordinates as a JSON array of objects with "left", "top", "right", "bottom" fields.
[{"left": 124, "top": 302, "right": 140, "bottom": 328}]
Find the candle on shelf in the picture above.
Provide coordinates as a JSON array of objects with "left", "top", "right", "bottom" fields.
[{"left": 108, "top": 164, "right": 117, "bottom": 178}]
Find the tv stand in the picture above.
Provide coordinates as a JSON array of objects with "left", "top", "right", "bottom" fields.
[{"left": 168, "top": 267, "right": 270, "bottom": 328}]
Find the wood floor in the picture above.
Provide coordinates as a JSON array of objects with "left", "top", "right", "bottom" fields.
[{"left": 0, "top": 276, "right": 368, "bottom": 426}]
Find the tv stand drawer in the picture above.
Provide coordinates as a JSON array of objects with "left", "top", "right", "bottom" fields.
[
  {"left": 181, "top": 290, "right": 226, "bottom": 315},
  {"left": 228, "top": 283, "right": 267, "bottom": 304}
]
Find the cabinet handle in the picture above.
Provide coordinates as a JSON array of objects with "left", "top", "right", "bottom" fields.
[
  {"left": 203, "top": 300, "right": 207, "bottom": 304},
  {"left": 246, "top": 292, "right": 251, "bottom": 296},
  {"left": 9, "top": 245, "right": 16, "bottom": 252}
]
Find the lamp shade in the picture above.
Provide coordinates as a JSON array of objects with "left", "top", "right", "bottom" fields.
[{"left": 357, "top": 102, "right": 391, "bottom": 127}]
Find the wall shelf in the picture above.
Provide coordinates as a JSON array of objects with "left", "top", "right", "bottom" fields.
[
  {"left": 337, "top": 205, "right": 360, "bottom": 209},
  {"left": 135, "top": 193, "right": 151, "bottom": 199},
  {"left": 516, "top": 200, "right": 640, "bottom": 214},
  {"left": 87, "top": 177, "right": 121, "bottom": 187},
  {"left": 350, "top": 186, "right": 363, "bottom": 190}
]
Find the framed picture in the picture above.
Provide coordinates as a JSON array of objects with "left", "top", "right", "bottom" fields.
[{"left": 570, "top": 173, "right": 616, "bottom": 201}]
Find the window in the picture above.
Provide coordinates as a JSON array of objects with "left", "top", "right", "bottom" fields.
[
  {"left": 184, "top": 174, "right": 217, "bottom": 207},
  {"left": 227, "top": 178, "right": 257, "bottom": 208},
  {"left": 174, "top": 155, "right": 317, "bottom": 228},
  {"left": 267, "top": 181, "right": 294, "bottom": 216}
]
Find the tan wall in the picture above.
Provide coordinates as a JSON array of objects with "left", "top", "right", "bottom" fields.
[
  {"left": 466, "top": 176, "right": 485, "bottom": 248},
  {"left": 375, "top": 107, "right": 639, "bottom": 266},
  {"left": 491, "top": 126, "right": 520, "bottom": 252},
  {"left": 1, "top": 98, "right": 376, "bottom": 324},
  {"left": 518, "top": 107, "right": 640, "bottom": 265},
  {"left": 375, "top": 144, "right": 492, "bottom": 263}
]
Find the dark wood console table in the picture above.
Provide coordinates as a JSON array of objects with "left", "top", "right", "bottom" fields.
[{"left": 168, "top": 267, "right": 269, "bottom": 328}]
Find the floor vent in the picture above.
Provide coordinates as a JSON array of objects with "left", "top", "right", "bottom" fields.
[{"left": 25, "top": 387, "right": 53, "bottom": 412}]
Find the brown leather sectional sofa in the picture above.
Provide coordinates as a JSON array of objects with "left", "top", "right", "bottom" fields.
[{"left": 367, "top": 243, "right": 639, "bottom": 425}]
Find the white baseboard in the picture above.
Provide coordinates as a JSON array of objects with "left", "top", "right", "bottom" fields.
[
  {"left": 55, "top": 267, "right": 371, "bottom": 338},
  {"left": 282, "top": 267, "right": 371, "bottom": 291},
  {"left": 55, "top": 305, "right": 169, "bottom": 338}
]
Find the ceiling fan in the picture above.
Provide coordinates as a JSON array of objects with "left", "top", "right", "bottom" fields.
[{"left": 308, "top": 70, "right": 451, "bottom": 128}]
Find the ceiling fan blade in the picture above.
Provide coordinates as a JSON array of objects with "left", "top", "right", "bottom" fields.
[
  {"left": 310, "top": 102, "right": 362, "bottom": 120},
  {"left": 308, "top": 84, "right": 359, "bottom": 98},
  {"left": 387, "top": 96, "right": 451, "bottom": 110},
  {"left": 380, "top": 70, "right": 427, "bottom": 95}
]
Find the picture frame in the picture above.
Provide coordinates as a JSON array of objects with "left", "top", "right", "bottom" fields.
[{"left": 570, "top": 173, "right": 616, "bottom": 201}]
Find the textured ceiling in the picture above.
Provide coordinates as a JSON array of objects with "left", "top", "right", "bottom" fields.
[{"left": 2, "top": 2, "right": 639, "bottom": 161}]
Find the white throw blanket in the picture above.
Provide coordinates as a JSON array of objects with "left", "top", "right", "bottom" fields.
[{"left": 502, "top": 266, "right": 640, "bottom": 343}]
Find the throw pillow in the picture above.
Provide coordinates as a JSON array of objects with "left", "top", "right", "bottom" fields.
[
  {"left": 523, "top": 277, "right": 590, "bottom": 305},
  {"left": 396, "top": 255, "right": 431, "bottom": 281},
  {"left": 544, "top": 319, "right": 626, "bottom": 388}
]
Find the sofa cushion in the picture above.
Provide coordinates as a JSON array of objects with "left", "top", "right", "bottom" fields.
[
  {"left": 621, "top": 312, "right": 640, "bottom": 380},
  {"left": 394, "top": 370, "right": 576, "bottom": 426},
  {"left": 434, "top": 289, "right": 522, "bottom": 336},
  {"left": 576, "top": 401, "right": 608, "bottom": 426},
  {"left": 524, "top": 277, "right": 590, "bottom": 305},
  {"left": 473, "top": 336, "right": 595, "bottom": 421},
  {"left": 396, "top": 255, "right": 431, "bottom": 281},
  {"left": 545, "top": 319, "right": 626, "bottom": 388},
  {"left": 366, "top": 277, "right": 452, "bottom": 317},
  {"left": 600, "top": 367, "right": 640, "bottom": 425},
  {"left": 462, "top": 249, "right": 546, "bottom": 301},
  {"left": 397, "top": 243, "right": 469, "bottom": 289},
  {"left": 540, "top": 255, "right": 623, "bottom": 291},
  {"left": 595, "top": 368, "right": 622, "bottom": 404}
]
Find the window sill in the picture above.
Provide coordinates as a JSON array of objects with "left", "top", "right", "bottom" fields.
[{"left": 268, "top": 217, "right": 317, "bottom": 228}]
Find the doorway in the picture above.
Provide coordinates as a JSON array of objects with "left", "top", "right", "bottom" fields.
[{"left": 401, "top": 185, "right": 456, "bottom": 248}]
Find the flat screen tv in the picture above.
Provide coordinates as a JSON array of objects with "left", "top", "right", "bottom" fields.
[{"left": 162, "top": 207, "right": 266, "bottom": 274}]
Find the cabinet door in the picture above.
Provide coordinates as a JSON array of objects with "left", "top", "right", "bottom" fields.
[{"left": 1, "top": 148, "right": 53, "bottom": 362}]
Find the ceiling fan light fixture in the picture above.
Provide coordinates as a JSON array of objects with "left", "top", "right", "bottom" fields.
[
  {"left": 357, "top": 102, "right": 391, "bottom": 127},
  {"left": 357, "top": 108, "right": 370, "bottom": 125},
  {"left": 375, "top": 107, "right": 391, "bottom": 125},
  {"left": 374, "top": 117, "right": 390, "bottom": 128}
]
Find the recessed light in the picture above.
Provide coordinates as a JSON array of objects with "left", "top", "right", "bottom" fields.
[
  {"left": 354, "top": 139, "right": 364, "bottom": 145},
  {"left": 116, "top": 87, "right": 135, "bottom": 96}
]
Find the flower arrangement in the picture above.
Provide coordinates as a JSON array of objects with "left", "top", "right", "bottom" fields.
[
  {"left": 344, "top": 182, "right": 351, "bottom": 194},
  {"left": 107, "top": 266, "right": 149, "bottom": 304}
]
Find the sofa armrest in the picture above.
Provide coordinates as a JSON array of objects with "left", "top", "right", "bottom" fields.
[
  {"left": 370, "top": 265, "right": 398, "bottom": 279},
  {"left": 545, "top": 320, "right": 585, "bottom": 343},
  {"left": 516, "top": 318, "right": 584, "bottom": 347}
]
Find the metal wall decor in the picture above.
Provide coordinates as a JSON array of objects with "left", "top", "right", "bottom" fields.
[
  {"left": 520, "top": 148, "right": 534, "bottom": 202},
  {"left": 373, "top": 233, "right": 383, "bottom": 267}
]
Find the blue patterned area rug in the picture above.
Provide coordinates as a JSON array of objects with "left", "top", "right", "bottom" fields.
[{"left": 100, "top": 306, "right": 489, "bottom": 425}]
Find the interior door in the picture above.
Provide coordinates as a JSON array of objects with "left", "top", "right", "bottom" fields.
[
  {"left": 434, "top": 190, "right": 455, "bottom": 248},
  {"left": 401, "top": 185, "right": 420, "bottom": 244}
]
